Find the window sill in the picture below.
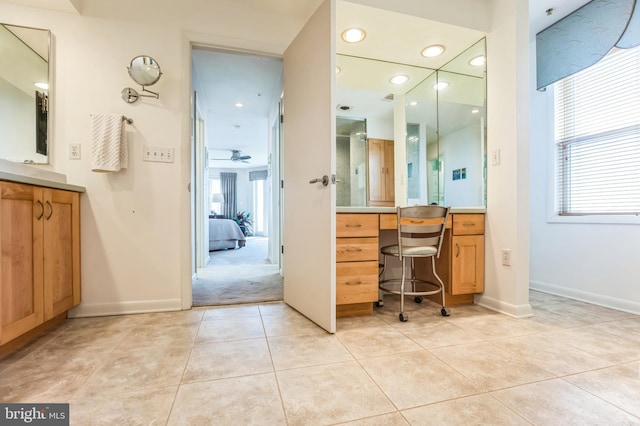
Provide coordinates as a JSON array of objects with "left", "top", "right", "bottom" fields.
[{"left": 547, "top": 214, "right": 640, "bottom": 225}]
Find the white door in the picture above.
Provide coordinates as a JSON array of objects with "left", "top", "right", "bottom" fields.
[{"left": 282, "top": 0, "right": 336, "bottom": 333}]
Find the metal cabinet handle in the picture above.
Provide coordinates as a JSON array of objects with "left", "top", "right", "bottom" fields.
[
  {"left": 345, "top": 224, "right": 362, "bottom": 228},
  {"left": 45, "top": 201, "right": 53, "bottom": 220},
  {"left": 346, "top": 248, "right": 362, "bottom": 253},
  {"left": 455, "top": 243, "right": 460, "bottom": 257},
  {"left": 309, "top": 175, "right": 329, "bottom": 186},
  {"left": 36, "top": 200, "right": 44, "bottom": 220},
  {"left": 345, "top": 281, "right": 362, "bottom": 286}
]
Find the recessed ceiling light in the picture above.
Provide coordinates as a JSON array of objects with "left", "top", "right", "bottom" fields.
[
  {"left": 34, "top": 82, "right": 48, "bottom": 90},
  {"left": 235, "top": 102, "right": 244, "bottom": 108},
  {"left": 433, "top": 81, "right": 449, "bottom": 90},
  {"left": 390, "top": 74, "right": 409, "bottom": 85},
  {"left": 341, "top": 28, "right": 366, "bottom": 43},
  {"left": 471, "top": 109, "right": 480, "bottom": 114},
  {"left": 421, "top": 45, "right": 445, "bottom": 58},
  {"left": 469, "top": 55, "right": 486, "bottom": 66},
  {"left": 409, "top": 101, "right": 418, "bottom": 106},
  {"left": 336, "top": 66, "right": 341, "bottom": 74}
]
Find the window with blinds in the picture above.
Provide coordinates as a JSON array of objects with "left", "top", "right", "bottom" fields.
[{"left": 554, "top": 44, "right": 640, "bottom": 215}]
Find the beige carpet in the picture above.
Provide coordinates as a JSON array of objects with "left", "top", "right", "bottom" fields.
[{"left": 192, "top": 237, "right": 283, "bottom": 306}]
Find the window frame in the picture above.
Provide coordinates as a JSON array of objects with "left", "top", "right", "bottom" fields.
[{"left": 546, "top": 47, "right": 640, "bottom": 225}]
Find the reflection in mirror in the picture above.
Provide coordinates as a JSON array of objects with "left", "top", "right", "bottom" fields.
[
  {"left": 335, "top": 54, "right": 433, "bottom": 207},
  {"left": 128, "top": 55, "right": 162, "bottom": 86},
  {"left": 336, "top": 117, "right": 367, "bottom": 207},
  {"left": 0, "top": 24, "right": 50, "bottom": 164},
  {"left": 406, "top": 38, "right": 486, "bottom": 207}
]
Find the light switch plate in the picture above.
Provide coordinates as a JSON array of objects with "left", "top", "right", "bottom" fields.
[{"left": 143, "top": 146, "right": 175, "bottom": 163}]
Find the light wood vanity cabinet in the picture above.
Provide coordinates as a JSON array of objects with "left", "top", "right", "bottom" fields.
[
  {"left": 367, "top": 139, "right": 394, "bottom": 207},
  {"left": 0, "top": 181, "right": 80, "bottom": 347},
  {"left": 336, "top": 214, "right": 379, "bottom": 317}
]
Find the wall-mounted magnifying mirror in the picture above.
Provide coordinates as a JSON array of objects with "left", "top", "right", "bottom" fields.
[
  {"left": 121, "top": 55, "right": 162, "bottom": 103},
  {"left": 0, "top": 23, "right": 50, "bottom": 164}
]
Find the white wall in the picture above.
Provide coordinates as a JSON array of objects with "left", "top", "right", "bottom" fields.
[{"left": 528, "top": 42, "right": 640, "bottom": 314}]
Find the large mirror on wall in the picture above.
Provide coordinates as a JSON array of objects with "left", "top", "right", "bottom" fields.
[
  {"left": 0, "top": 24, "right": 51, "bottom": 164},
  {"left": 335, "top": 37, "right": 486, "bottom": 208},
  {"left": 406, "top": 38, "right": 487, "bottom": 208}
]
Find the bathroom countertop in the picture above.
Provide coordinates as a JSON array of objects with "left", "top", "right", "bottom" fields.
[
  {"left": 336, "top": 206, "right": 486, "bottom": 214},
  {"left": 0, "top": 171, "right": 86, "bottom": 193}
]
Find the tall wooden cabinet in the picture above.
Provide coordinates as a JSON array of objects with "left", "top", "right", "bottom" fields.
[
  {"left": 0, "top": 181, "right": 80, "bottom": 346},
  {"left": 367, "top": 139, "right": 394, "bottom": 207}
]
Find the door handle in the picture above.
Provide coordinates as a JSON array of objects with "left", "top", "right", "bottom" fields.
[
  {"left": 309, "top": 175, "right": 329, "bottom": 186},
  {"left": 45, "top": 201, "right": 53, "bottom": 220},
  {"left": 36, "top": 200, "right": 44, "bottom": 220}
]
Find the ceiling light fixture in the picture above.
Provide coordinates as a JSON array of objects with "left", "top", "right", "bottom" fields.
[
  {"left": 409, "top": 101, "right": 418, "bottom": 106},
  {"left": 471, "top": 109, "right": 480, "bottom": 114},
  {"left": 341, "top": 28, "right": 366, "bottom": 43},
  {"left": 421, "top": 45, "right": 445, "bottom": 58},
  {"left": 235, "top": 102, "right": 244, "bottom": 108},
  {"left": 433, "top": 81, "right": 449, "bottom": 90},
  {"left": 34, "top": 82, "right": 48, "bottom": 90},
  {"left": 469, "top": 55, "right": 486, "bottom": 66},
  {"left": 390, "top": 74, "right": 409, "bottom": 85}
]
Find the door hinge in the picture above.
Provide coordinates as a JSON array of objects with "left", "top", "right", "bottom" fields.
[
  {"left": 280, "top": 114, "right": 284, "bottom": 124},
  {"left": 280, "top": 180, "right": 284, "bottom": 189},
  {"left": 281, "top": 245, "right": 284, "bottom": 254}
]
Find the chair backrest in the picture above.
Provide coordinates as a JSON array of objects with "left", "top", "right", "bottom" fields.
[{"left": 396, "top": 205, "right": 450, "bottom": 259}]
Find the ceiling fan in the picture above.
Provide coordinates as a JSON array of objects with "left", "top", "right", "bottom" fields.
[{"left": 211, "top": 149, "right": 252, "bottom": 163}]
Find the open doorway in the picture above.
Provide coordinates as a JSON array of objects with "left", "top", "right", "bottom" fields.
[{"left": 191, "top": 46, "right": 283, "bottom": 306}]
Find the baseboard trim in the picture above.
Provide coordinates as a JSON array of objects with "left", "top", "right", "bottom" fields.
[
  {"left": 67, "top": 299, "right": 183, "bottom": 318},
  {"left": 474, "top": 294, "right": 533, "bottom": 318},
  {"left": 530, "top": 280, "right": 640, "bottom": 315}
]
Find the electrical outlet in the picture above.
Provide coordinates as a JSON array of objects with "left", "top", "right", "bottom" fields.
[
  {"left": 491, "top": 149, "right": 500, "bottom": 166},
  {"left": 501, "top": 249, "right": 511, "bottom": 266},
  {"left": 69, "top": 144, "right": 81, "bottom": 160},
  {"left": 143, "top": 146, "right": 175, "bottom": 163}
]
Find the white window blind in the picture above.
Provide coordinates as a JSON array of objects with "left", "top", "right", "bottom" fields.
[{"left": 554, "top": 44, "right": 640, "bottom": 215}]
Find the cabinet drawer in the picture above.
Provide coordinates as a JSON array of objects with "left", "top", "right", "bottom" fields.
[
  {"left": 452, "top": 214, "right": 484, "bottom": 235},
  {"left": 336, "top": 237, "right": 378, "bottom": 262},
  {"left": 336, "top": 261, "right": 378, "bottom": 304},
  {"left": 336, "top": 214, "right": 378, "bottom": 237}
]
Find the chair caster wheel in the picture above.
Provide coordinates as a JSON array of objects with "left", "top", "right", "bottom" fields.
[
  {"left": 399, "top": 313, "right": 408, "bottom": 322},
  {"left": 414, "top": 296, "right": 423, "bottom": 304},
  {"left": 375, "top": 301, "right": 384, "bottom": 308},
  {"left": 441, "top": 307, "right": 450, "bottom": 317}
]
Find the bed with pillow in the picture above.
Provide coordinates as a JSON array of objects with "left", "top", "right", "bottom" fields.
[{"left": 209, "top": 218, "right": 246, "bottom": 251}]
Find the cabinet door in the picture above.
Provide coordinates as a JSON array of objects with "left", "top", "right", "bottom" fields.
[
  {"left": 0, "top": 182, "right": 44, "bottom": 345},
  {"left": 451, "top": 235, "right": 484, "bottom": 295},
  {"left": 383, "top": 140, "right": 394, "bottom": 201},
  {"left": 367, "top": 139, "right": 385, "bottom": 202},
  {"left": 43, "top": 189, "right": 80, "bottom": 320}
]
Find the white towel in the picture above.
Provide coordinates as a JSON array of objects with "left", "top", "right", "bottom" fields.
[{"left": 90, "top": 113, "right": 128, "bottom": 172}]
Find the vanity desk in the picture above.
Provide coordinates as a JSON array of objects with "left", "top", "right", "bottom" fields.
[
  {"left": 0, "top": 168, "right": 85, "bottom": 354},
  {"left": 336, "top": 207, "right": 485, "bottom": 317}
]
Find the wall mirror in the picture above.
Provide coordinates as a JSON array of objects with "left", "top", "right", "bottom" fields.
[
  {"left": 406, "top": 38, "right": 487, "bottom": 208},
  {"left": 0, "top": 23, "right": 50, "bottom": 164},
  {"left": 336, "top": 37, "right": 486, "bottom": 208},
  {"left": 122, "top": 55, "right": 162, "bottom": 103},
  {"left": 335, "top": 54, "right": 434, "bottom": 207}
]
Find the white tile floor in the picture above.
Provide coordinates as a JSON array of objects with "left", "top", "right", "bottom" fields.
[{"left": 1, "top": 291, "right": 639, "bottom": 425}]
